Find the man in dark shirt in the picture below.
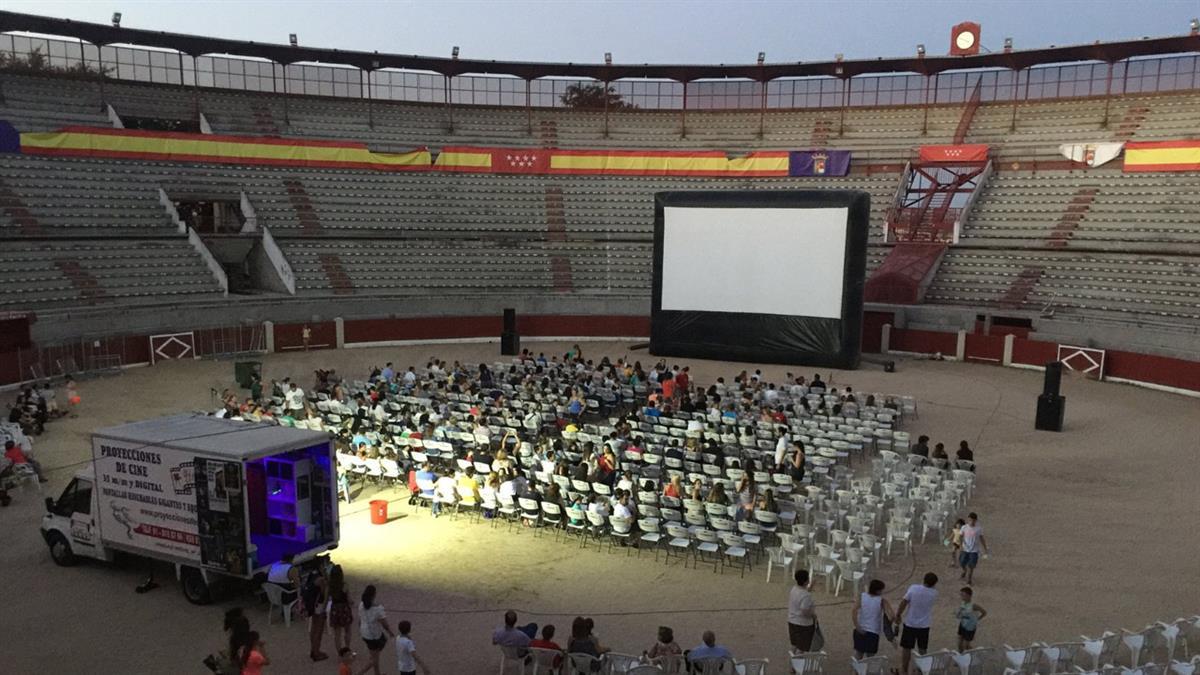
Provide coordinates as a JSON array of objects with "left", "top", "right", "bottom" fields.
[{"left": 911, "top": 435, "right": 930, "bottom": 457}]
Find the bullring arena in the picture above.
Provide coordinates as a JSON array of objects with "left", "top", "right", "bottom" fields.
[{"left": 1, "top": 8, "right": 1199, "bottom": 675}]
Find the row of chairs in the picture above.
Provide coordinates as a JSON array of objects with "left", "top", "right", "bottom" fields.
[{"left": 498, "top": 645, "right": 768, "bottom": 674}]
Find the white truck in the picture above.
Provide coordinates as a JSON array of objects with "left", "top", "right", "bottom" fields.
[{"left": 41, "top": 413, "right": 339, "bottom": 604}]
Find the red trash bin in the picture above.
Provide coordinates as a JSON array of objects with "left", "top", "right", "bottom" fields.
[{"left": 369, "top": 499, "right": 388, "bottom": 525}]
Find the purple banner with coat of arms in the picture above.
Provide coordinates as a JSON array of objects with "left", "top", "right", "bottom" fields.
[{"left": 788, "top": 149, "right": 851, "bottom": 177}]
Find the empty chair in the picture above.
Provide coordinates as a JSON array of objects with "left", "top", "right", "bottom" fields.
[
  {"left": 914, "top": 649, "right": 956, "bottom": 675},
  {"left": 733, "top": 658, "right": 769, "bottom": 675},
  {"left": 1081, "top": 632, "right": 1123, "bottom": 670},
  {"left": 1001, "top": 644, "right": 1040, "bottom": 674},
  {"left": 567, "top": 652, "right": 604, "bottom": 674},
  {"left": 1040, "top": 641, "right": 1083, "bottom": 673},
  {"left": 1125, "top": 626, "right": 1161, "bottom": 668},
  {"left": 604, "top": 651, "right": 642, "bottom": 673},
  {"left": 952, "top": 647, "right": 992, "bottom": 675},
  {"left": 852, "top": 655, "right": 890, "bottom": 675},
  {"left": 765, "top": 545, "right": 796, "bottom": 583},
  {"left": 790, "top": 650, "right": 827, "bottom": 674}
]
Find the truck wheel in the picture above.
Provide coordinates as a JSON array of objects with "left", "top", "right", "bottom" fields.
[
  {"left": 48, "top": 533, "right": 78, "bottom": 566},
  {"left": 180, "top": 566, "right": 212, "bottom": 605}
]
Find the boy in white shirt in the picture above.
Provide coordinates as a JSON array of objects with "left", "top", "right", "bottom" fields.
[{"left": 395, "top": 620, "right": 431, "bottom": 675}]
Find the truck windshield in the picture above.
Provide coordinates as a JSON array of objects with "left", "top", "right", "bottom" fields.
[{"left": 53, "top": 479, "right": 93, "bottom": 517}]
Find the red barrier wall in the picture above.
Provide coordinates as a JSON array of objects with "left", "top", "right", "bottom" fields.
[
  {"left": 345, "top": 316, "right": 498, "bottom": 343},
  {"left": 862, "top": 312, "right": 894, "bottom": 354},
  {"left": 274, "top": 321, "right": 337, "bottom": 352},
  {"left": 964, "top": 333, "right": 1005, "bottom": 363},
  {"left": 1011, "top": 338, "right": 1059, "bottom": 367},
  {"left": 1105, "top": 350, "right": 1200, "bottom": 391},
  {"left": 890, "top": 328, "right": 957, "bottom": 355},
  {"left": 342, "top": 314, "right": 651, "bottom": 345}
]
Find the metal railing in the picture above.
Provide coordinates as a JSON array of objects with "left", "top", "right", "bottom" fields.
[{"left": 3, "top": 32, "right": 1199, "bottom": 111}]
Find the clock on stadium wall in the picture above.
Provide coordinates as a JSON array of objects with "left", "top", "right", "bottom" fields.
[{"left": 950, "top": 21, "right": 981, "bottom": 56}]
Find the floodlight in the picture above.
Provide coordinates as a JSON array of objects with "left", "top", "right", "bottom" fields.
[
  {"left": 916, "top": 44, "right": 926, "bottom": 57},
  {"left": 111, "top": 12, "right": 121, "bottom": 27},
  {"left": 289, "top": 33, "right": 298, "bottom": 47},
  {"left": 604, "top": 52, "right": 612, "bottom": 66},
  {"left": 757, "top": 51, "right": 766, "bottom": 65},
  {"left": 451, "top": 46, "right": 460, "bottom": 59},
  {"left": 1004, "top": 37, "right": 1013, "bottom": 52},
  {"left": 1191, "top": 18, "right": 1199, "bottom": 33}
]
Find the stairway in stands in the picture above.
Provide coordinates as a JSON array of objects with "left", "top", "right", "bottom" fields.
[
  {"left": 543, "top": 185, "right": 574, "bottom": 292},
  {"left": 316, "top": 253, "right": 355, "bottom": 295},
  {"left": 1113, "top": 105, "right": 1149, "bottom": 140},
  {"left": 538, "top": 119, "right": 559, "bottom": 148},
  {"left": 251, "top": 103, "right": 281, "bottom": 135},
  {"left": 998, "top": 265, "right": 1045, "bottom": 309},
  {"left": 283, "top": 179, "right": 354, "bottom": 294},
  {"left": 282, "top": 179, "right": 323, "bottom": 236},
  {"left": 0, "top": 177, "right": 44, "bottom": 236},
  {"left": 54, "top": 258, "right": 110, "bottom": 303},
  {"left": 810, "top": 118, "right": 833, "bottom": 146},
  {"left": 1046, "top": 187, "right": 1098, "bottom": 247}
]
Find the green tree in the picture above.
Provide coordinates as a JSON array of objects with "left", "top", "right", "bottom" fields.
[{"left": 560, "top": 83, "right": 635, "bottom": 110}]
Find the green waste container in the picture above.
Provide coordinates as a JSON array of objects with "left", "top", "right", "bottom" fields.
[{"left": 234, "top": 361, "right": 262, "bottom": 389}]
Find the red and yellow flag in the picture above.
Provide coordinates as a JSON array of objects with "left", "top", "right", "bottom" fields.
[
  {"left": 20, "top": 127, "right": 430, "bottom": 170},
  {"left": 1123, "top": 140, "right": 1200, "bottom": 172}
]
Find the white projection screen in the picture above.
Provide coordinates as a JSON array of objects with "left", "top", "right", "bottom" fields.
[{"left": 651, "top": 191, "right": 870, "bottom": 368}]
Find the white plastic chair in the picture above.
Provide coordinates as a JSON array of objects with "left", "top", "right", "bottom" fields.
[
  {"left": 852, "top": 655, "right": 889, "bottom": 674},
  {"left": 952, "top": 647, "right": 992, "bottom": 675},
  {"left": 765, "top": 545, "right": 795, "bottom": 583},
  {"left": 1040, "top": 641, "right": 1083, "bottom": 673},
  {"left": 1168, "top": 658, "right": 1199, "bottom": 675},
  {"left": 601, "top": 652, "right": 640, "bottom": 673},
  {"left": 1081, "top": 632, "right": 1123, "bottom": 670},
  {"left": 261, "top": 582, "right": 297, "bottom": 626},
  {"left": 1125, "top": 626, "right": 1160, "bottom": 668},
  {"left": 691, "top": 657, "right": 735, "bottom": 675},
  {"left": 790, "top": 650, "right": 826, "bottom": 674},
  {"left": 734, "top": 658, "right": 768, "bottom": 675},
  {"left": 499, "top": 644, "right": 530, "bottom": 674},
  {"left": 914, "top": 649, "right": 956, "bottom": 675},
  {"left": 568, "top": 652, "right": 604, "bottom": 674},
  {"left": 1001, "top": 644, "right": 1040, "bottom": 674},
  {"left": 529, "top": 647, "right": 563, "bottom": 674}
]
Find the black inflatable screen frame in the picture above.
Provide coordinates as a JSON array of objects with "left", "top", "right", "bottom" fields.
[{"left": 651, "top": 190, "right": 870, "bottom": 369}]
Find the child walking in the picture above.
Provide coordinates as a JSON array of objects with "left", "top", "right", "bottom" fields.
[
  {"left": 954, "top": 586, "right": 988, "bottom": 651},
  {"left": 395, "top": 620, "right": 432, "bottom": 675},
  {"left": 947, "top": 518, "right": 966, "bottom": 568}
]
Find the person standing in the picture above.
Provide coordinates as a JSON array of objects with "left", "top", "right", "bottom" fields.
[
  {"left": 358, "top": 585, "right": 394, "bottom": 675},
  {"left": 895, "top": 572, "right": 939, "bottom": 675},
  {"left": 327, "top": 565, "right": 354, "bottom": 653},
  {"left": 851, "top": 579, "right": 895, "bottom": 659},
  {"left": 787, "top": 569, "right": 817, "bottom": 652},
  {"left": 285, "top": 382, "right": 306, "bottom": 417},
  {"left": 955, "top": 587, "right": 987, "bottom": 651},
  {"left": 303, "top": 566, "right": 329, "bottom": 662},
  {"left": 959, "top": 512, "right": 990, "bottom": 585}
]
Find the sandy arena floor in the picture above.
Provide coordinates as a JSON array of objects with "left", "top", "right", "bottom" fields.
[{"left": 2, "top": 339, "right": 1197, "bottom": 674}]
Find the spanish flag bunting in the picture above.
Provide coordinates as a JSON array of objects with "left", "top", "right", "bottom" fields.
[{"left": 1123, "top": 140, "right": 1200, "bottom": 172}]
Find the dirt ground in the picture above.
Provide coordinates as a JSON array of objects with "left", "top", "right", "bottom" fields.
[{"left": 2, "top": 339, "right": 1197, "bottom": 674}]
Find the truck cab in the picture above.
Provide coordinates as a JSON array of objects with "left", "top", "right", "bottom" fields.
[{"left": 41, "top": 470, "right": 111, "bottom": 566}]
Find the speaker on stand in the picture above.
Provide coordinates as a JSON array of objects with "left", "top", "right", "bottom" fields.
[
  {"left": 500, "top": 308, "right": 520, "bottom": 355},
  {"left": 1035, "top": 360, "right": 1066, "bottom": 431}
]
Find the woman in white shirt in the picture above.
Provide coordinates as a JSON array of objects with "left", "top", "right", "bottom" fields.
[
  {"left": 851, "top": 578, "right": 896, "bottom": 658},
  {"left": 359, "top": 584, "right": 394, "bottom": 675}
]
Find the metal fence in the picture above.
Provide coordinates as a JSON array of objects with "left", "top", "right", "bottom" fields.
[{"left": 3, "top": 32, "right": 1199, "bottom": 111}]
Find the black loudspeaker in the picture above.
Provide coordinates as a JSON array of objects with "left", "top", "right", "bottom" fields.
[
  {"left": 1035, "top": 394, "right": 1065, "bottom": 432},
  {"left": 883, "top": 361, "right": 895, "bottom": 373},
  {"left": 1043, "top": 361, "right": 1063, "bottom": 397},
  {"left": 501, "top": 308, "right": 519, "bottom": 355},
  {"left": 501, "top": 332, "right": 520, "bottom": 355}
]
